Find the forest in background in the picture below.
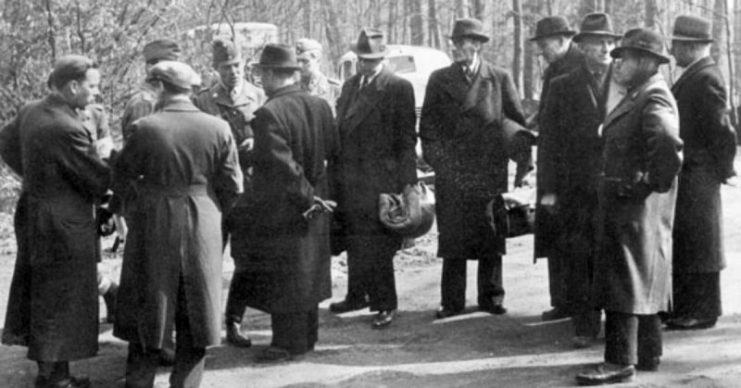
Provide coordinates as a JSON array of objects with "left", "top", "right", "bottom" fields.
[{"left": 0, "top": 0, "right": 739, "bottom": 204}]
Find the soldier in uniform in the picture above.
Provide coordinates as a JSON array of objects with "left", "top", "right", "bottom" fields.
[
  {"left": 121, "top": 39, "right": 181, "bottom": 141},
  {"left": 193, "top": 39, "right": 266, "bottom": 348},
  {"left": 295, "top": 38, "right": 340, "bottom": 110}
]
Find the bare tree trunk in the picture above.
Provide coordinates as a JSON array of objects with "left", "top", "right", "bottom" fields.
[
  {"left": 512, "top": 0, "right": 524, "bottom": 94},
  {"left": 45, "top": 0, "right": 56, "bottom": 64},
  {"left": 303, "top": 0, "right": 312, "bottom": 37},
  {"left": 322, "top": 0, "right": 342, "bottom": 64},
  {"left": 388, "top": 0, "right": 397, "bottom": 43},
  {"left": 645, "top": 0, "right": 657, "bottom": 27},
  {"left": 523, "top": 0, "right": 542, "bottom": 100},
  {"left": 473, "top": 0, "right": 485, "bottom": 20},
  {"left": 455, "top": 0, "right": 469, "bottom": 18},
  {"left": 428, "top": 0, "right": 440, "bottom": 48},
  {"left": 410, "top": 0, "right": 424, "bottom": 44}
]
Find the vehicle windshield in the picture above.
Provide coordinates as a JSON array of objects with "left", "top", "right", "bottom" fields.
[{"left": 386, "top": 55, "right": 416, "bottom": 74}]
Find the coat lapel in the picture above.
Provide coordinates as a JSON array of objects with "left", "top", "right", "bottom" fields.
[
  {"left": 603, "top": 74, "right": 662, "bottom": 131},
  {"left": 340, "top": 69, "right": 391, "bottom": 135},
  {"left": 672, "top": 56, "right": 714, "bottom": 95}
]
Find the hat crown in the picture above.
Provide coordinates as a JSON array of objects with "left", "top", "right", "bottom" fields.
[
  {"left": 579, "top": 13, "right": 615, "bottom": 34},
  {"left": 353, "top": 28, "right": 388, "bottom": 59},
  {"left": 256, "top": 43, "right": 301, "bottom": 69},
  {"left": 212, "top": 39, "right": 241, "bottom": 66},
  {"left": 622, "top": 28, "right": 664, "bottom": 52},
  {"left": 672, "top": 15, "right": 713, "bottom": 41},
  {"left": 296, "top": 38, "right": 322, "bottom": 54},
  {"left": 143, "top": 39, "right": 181, "bottom": 63},
  {"left": 450, "top": 18, "right": 489, "bottom": 42},
  {"left": 148, "top": 60, "right": 201, "bottom": 89},
  {"left": 531, "top": 16, "right": 574, "bottom": 40}
]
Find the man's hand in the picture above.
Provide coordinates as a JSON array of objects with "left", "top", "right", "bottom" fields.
[
  {"left": 302, "top": 196, "right": 337, "bottom": 220},
  {"left": 539, "top": 193, "right": 557, "bottom": 213},
  {"left": 239, "top": 138, "right": 254, "bottom": 152}
]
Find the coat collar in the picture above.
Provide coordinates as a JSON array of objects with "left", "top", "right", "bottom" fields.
[
  {"left": 339, "top": 68, "right": 393, "bottom": 132},
  {"left": 603, "top": 73, "right": 664, "bottom": 130},
  {"left": 434, "top": 60, "right": 498, "bottom": 110},
  {"left": 671, "top": 56, "right": 714, "bottom": 94},
  {"left": 209, "top": 80, "right": 262, "bottom": 107},
  {"left": 266, "top": 84, "right": 303, "bottom": 101},
  {"left": 159, "top": 97, "right": 200, "bottom": 112}
]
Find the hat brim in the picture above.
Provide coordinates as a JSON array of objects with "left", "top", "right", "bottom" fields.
[
  {"left": 253, "top": 64, "right": 302, "bottom": 70},
  {"left": 353, "top": 50, "right": 388, "bottom": 59},
  {"left": 449, "top": 33, "right": 490, "bottom": 43},
  {"left": 610, "top": 46, "right": 670, "bottom": 64},
  {"left": 670, "top": 35, "right": 713, "bottom": 43},
  {"left": 528, "top": 30, "right": 576, "bottom": 42},
  {"left": 573, "top": 31, "right": 622, "bottom": 42}
]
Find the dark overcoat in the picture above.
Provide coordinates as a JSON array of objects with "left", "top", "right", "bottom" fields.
[
  {"left": 420, "top": 61, "right": 527, "bottom": 258},
  {"left": 671, "top": 56, "right": 737, "bottom": 274},
  {"left": 335, "top": 68, "right": 418, "bottom": 237},
  {"left": 231, "top": 85, "right": 338, "bottom": 314},
  {"left": 538, "top": 65, "right": 607, "bottom": 259},
  {"left": 0, "top": 95, "right": 110, "bottom": 361},
  {"left": 534, "top": 44, "right": 585, "bottom": 258},
  {"left": 594, "top": 74, "right": 683, "bottom": 314},
  {"left": 112, "top": 98, "right": 243, "bottom": 349}
]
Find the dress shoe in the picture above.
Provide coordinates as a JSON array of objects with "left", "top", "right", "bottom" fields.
[
  {"left": 576, "top": 362, "right": 635, "bottom": 386},
  {"left": 435, "top": 307, "right": 463, "bottom": 319},
  {"left": 636, "top": 356, "right": 660, "bottom": 372},
  {"left": 665, "top": 317, "right": 717, "bottom": 330},
  {"left": 329, "top": 299, "right": 369, "bottom": 314},
  {"left": 159, "top": 347, "right": 176, "bottom": 366},
  {"left": 479, "top": 303, "right": 507, "bottom": 315},
  {"left": 542, "top": 307, "right": 570, "bottom": 321},
  {"left": 372, "top": 310, "right": 396, "bottom": 329},
  {"left": 255, "top": 346, "right": 294, "bottom": 363},
  {"left": 572, "top": 335, "right": 596, "bottom": 349},
  {"left": 36, "top": 375, "right": 91, "bottom": 388},
  {"left": 226, "top": 319, "right": 252, "bottom": 347}
]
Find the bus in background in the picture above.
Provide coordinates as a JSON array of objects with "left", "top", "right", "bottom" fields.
[{"left": 183, "top": 22, "right": 278, "bottom": 87}]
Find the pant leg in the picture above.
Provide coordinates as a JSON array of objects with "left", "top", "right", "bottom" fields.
[
  {"left": 672, "top": 272, "right": 722, "bottom": 320},
  {"left": 547, "top": 251, "right": 567, "bottom": 310},
  {"left": 170, "top": 278, "right": 206, "bottom": 388},
  {"left": 637, "top": 314, "right": 662, "bottom": 363},
  {"left": 306, "top": 307, "right": 319, "bottom": 350},
  {"left": 225, "top": 266, "right": 250, "bottom": 322},
  {"left": 124, "top": 343, "right": 159, "bottom": 388},
  {"left": 37, "top": 361, "right": 69, "bottom": 386},
  {"left": 345, "top": 236, "right": 371, "bottom": 304},
  {"left": 477, "top": 253, "right": 504, "bottom": 306},
  {"left": 441, "top": 258, "right": 467, "bottom": 311},
  {"left": 604, "top": 310, "right": 638, "bottom": 365},
  {"left": 364, "top": 234, "right": 400, "bottom": 311},
  {"left": 271, "top": 311, "right": 310, "bottom": 355}
]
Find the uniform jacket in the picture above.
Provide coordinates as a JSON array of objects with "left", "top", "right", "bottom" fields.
[
  {"left": 672, "top": 56, "right": 737, "bottom": 273},
  {"left": 335, "top": 67, "right": 418, "bottom": 237},
  {"left": 121, "top": 84, "right": 157, "bottom": 142},
  {"left": 231, "top": 85, "right": 338, "bottom": 314},
  {"left": 420, "top": 60, "right": 526, "bottom": 258},
  {"left": 193, "top": 80, "right": 266, "bottom": 149},
  {"left": 534, "top": 44, "right": 585, "bottom": 258},
  {"left": 0, "top": 95, "right": 110, "bottom": 361},
  {"left": 537, "top": 64, "right": 609, "bottom": 258},
  {"left": 112, "top": 98, "right": 243, "bottom": 349},
  {"left": 594, "top": 74, "right": 683, "bottom": 314},
  {"left": 301, "top": 70, "right": 341, "bottom": 112}
]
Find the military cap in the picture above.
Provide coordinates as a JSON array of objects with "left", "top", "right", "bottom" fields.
[
  {"left": 212, "top": 39, "right": 242, "bottom": 67},
  {"left": 143, "top": 39, "right": 181, "bottom": 64},
  {"left": 48, "top": 54, "right": 96, "bottom": 89},
  {"left": 146, "top": 61, "right": 202, "bottom": 89},
  {"left": 296, "top": 38, "right": 323, "bottom": 60}
]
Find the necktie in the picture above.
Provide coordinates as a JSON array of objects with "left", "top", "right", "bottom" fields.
[{"left": 360, "top": 76, "right": 369, "bottom": 91}]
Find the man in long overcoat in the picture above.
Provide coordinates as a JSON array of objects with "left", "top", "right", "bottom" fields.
[
  {"left": 112, "top": 61, "right": 243, "bottom": 388},
  {"left": 0, "top": 55, "right": 109, "bottom": 388},
  {"left": 539, "top": 13, "right": 621, "bottom": 347},
  {"left": 193, "top": 39, "right": 266, "bottom": 347},
  {"left": 231, "top": 44, "right": 338, "bottom": 361},
  {"left": 577, "top": 29, "right": 683, "bottom": 385},
  {"left": 328, "top": 29, "right": 417, "bottom": 329},
  {"left": 529, "top": 15, "right": 586, "bottom": 321},
  {"left": 666, "top": 15, "right": 737, "bottom": 330},
  {"left": 420, "top": 18, "right": 527, "bottom": 319}
]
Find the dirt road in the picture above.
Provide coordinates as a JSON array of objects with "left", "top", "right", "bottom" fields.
[{"left": 2, "top": 172, "right": 741, "bottom": 387}]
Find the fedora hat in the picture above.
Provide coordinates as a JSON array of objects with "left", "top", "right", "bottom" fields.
[
  {"left": 529, "top": 16, "right": 576, "bottom": 41},
  {"left": 450, "top": 18, "right": 489, "bottom": 42},
  {"left": 352, "top": 28, "right": 388, "bottom": 59},
  {"left": 610, "top": 28, "right": 670, "bottom": 64},
  {"left": 573, "top": 13, "right": 621, "bottom": 42},
  {"left": 671, "top": 15, "right": 713, "bottom": 42},
  {"left": 253, "top": 44, "right": 302, "bottom": 70}
]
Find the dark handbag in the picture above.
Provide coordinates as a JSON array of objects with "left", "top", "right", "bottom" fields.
[
  {"left": 486, "top": 187, "right": 535, "bottom": 238},
  {"left": 378, "top": 182, "right": 436, "bottom": 238}
]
